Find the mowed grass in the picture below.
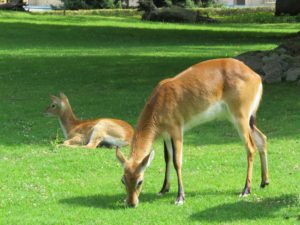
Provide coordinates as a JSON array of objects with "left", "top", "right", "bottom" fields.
[{"left": 0, "top": 11, "right": 299, "bottom": 225}]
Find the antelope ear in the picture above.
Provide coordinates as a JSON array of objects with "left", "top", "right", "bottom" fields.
[
  {"left": 50, "top": 95, "right": 60, "bottom": 103},
  {"left": 138, "top": 150, "right": 155, "bottom": 173},
  {"left": 59, "top": 92, "right": 68, "bottom": 100},
  {"left": 116, "top": 147, "right": 127, "bottom": 168}
]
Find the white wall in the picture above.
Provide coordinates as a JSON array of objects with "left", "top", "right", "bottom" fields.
[
  {"left": 216, "top": 0, "right": 275, "bottom": 6},
  {"left": 246, "top": 0, "right": 264, "bottom": 5},
  {"left": 27, "top": 0, "right": 63, "bottom": 6},
  {"left": 217, "top": 0, "right": 234, "bottom": 5}
]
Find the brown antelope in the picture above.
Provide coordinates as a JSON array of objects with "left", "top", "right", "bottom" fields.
[
  {"left": 45, "top": 93, "right": 134, "bottom": 149},
  {"left": 116, "top": 58, "right": 269, "bottom": 207}
]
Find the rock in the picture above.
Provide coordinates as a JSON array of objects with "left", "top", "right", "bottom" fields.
[
  {"left": 236, "top": 51, "right": 263, "bottom": 59},
  {"left": 235, "top": 33, "right": 300, "bottom": 83},
  {"left": 236, "top": 51, "right": 264, "bottom": 74},
  {"left": 280, "top": 54, "right": 294, "bottom": 63},
  {"left": 280, "top": 42, "right": 300, "bottom": 56},
  {"left": 278, "top": 54, "right": 294, "bottom": 72},
  {"left": 142, "top": 6, "right": 217, "bottom": 23},
  {"left": 292, "top": 56, "right": 300, "bottom": 66},
  {"left": 285, "top": 67, "right": 300, "bottom": 82},
  {"left": 262, "top": 53, "right": 280, "bottom": 63},
  {"left": 244, "top": 56, "right": 264, "bottom": 74},
  {"left": 280, "top": 61, "right": 290, "bottom": 73},
  {"left": 263, "top": 60, "right": 283, "bottom": 83},
  {"left": 274, "top": 46, "right": 288, "bottom": 54}
]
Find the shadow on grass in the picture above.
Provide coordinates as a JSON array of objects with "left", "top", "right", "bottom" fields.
[
  {"left": 59, "top": 189, "right": 241, "bottom": 210},
  {"left": 190, "top": 194, "right": 299, "bottom": 222},
  {"left": 59, "top": 192, "right": 160, "bottom": 209}
]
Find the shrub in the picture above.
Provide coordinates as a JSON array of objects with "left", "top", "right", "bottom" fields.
[
  {"left": 138, "top": 0, "right": 157, "bottom": 12},
  {"left": 185, "top": 0, "right": 195, "bottom": 9},
  {"left": 103, "top": 0, "right": 115, "bottom": 8},
  {"left": 200, "top": 0, "right": 222, "bottom": 8},
  {"left": 164, "top": 0, "right": 172, "bottom": 7},
  {"left": 114, "top": 0, "right": 122, "bottom": 8},
  {"left": 275, "top": 0, "right": 300, "bottom": 16},
  {"left": 61, "top": 0, "right": 122, "bottom": 9},
  {"left": 61, "top": 0, "right": 88, "bottom": 10}
]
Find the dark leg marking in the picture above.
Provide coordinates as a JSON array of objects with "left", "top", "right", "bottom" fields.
[
  {"left": 241, "top": 180, "right": 251, "bottom": 196},
  {"left": 260, "top": 180, "right": 269, "bottom": 188},
  {"left": 159, "top": 141, "right": 171, "bottom": 194},
  {"left": 171, "top": 139, "right": 178, "bottom": 170},
  {"left": 249, "top": 115, "right": 255, "bottom": 130}
]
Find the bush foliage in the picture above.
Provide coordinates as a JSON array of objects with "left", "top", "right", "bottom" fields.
[
  {"left": 46, "top": 6, "right": 300, "bottom": 23},
  {"left": 60, "top": 0, "right": 221, "bottom": 10},
  {"left": 275, "top": 0, "right": 300, "bottom": 16},
  {"left": 61, "top": 0, "right": 124, "bottom": 9}
]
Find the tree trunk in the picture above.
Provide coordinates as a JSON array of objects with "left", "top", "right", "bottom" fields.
[{"left": 275, "top": 0, "right": 300, "bottom": 16}]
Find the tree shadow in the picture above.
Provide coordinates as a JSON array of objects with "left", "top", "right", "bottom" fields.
[
  {"left": 190, "top": 194, "right": 299, "bottom": 222},
  {"left": 0, "top": 22, "right": 288, "bottom": 50},
  {"left": 59, "top": 192, "right": 160, "bottom": 210}
]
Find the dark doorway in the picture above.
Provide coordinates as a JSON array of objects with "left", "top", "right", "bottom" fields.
[{"left": 236, "top": 0, "right": 245, "bottom": 5}]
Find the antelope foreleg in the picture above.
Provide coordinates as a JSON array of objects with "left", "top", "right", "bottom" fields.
[
  {"left": 170, "top": 129, "right": 185, "bottom": 205},
  {"left": 159, "top": 138, "right": 173, "bottom": 195}
]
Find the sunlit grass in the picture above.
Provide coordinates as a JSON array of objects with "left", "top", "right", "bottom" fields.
[{"left": 0, "top": 11, "right": 299, "bottom": 225}]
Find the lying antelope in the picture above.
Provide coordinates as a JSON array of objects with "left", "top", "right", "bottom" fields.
[
  {"left": 116, "top": 58, "right": 269, "bottom": 207},
  {"left": 45, "top": 93, "right": 134, "bottom": 149}
]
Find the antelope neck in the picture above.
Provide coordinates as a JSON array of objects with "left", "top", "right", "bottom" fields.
[
  {"left": 58, "top": 108, "right": 79, "bottom": 138},
  {"left": 131, "top": 132, "right": 154, "bottom": 161}
]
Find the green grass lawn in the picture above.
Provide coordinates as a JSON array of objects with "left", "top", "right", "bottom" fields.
[{"left": 0, "top": 11, "right": 299, "bottom": 225}]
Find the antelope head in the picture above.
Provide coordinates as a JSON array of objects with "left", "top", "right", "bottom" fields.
[
  {"left": 116, "top": 148, "right": 154, "bottom": 208},
  {"left": 44, "top": 93, "right": 69, "bottom": 117}
]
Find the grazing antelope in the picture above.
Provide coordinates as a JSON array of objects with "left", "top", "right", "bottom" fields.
[
  {"left": 116, "top": 58, "right": 269, "bottom": 207},
  {"left": 45, "top": 93, "right": 134, "bottom": 149}
]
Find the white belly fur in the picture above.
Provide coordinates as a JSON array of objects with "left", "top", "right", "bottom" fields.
[{"left": 183, "top": 101, "right": 229, "bottom": 132}]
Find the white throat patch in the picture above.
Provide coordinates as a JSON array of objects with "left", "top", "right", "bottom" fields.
[
  {"left": 183, "top": 101, "right": 228, "bottom": 132},
  {"left": 59, "top": 118, "right": 68, "bottom": 139}
]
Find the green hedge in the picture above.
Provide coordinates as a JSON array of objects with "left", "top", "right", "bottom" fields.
[{"left": 43, "top": 7, "right": 300, "bottom": 23}]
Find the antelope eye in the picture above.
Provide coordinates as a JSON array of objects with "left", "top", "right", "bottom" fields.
[
  {"left": 51, "top": 104, "right": 56, "bottom": 108},
  {"left": 121, "top": 177, "right": 125, "bottom": 185},
  {"left": 137, "top": 180, "right": 143, "bottom": 187}
]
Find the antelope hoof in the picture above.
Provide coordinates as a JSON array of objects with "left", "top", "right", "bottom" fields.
[
  {"left": 175, "top": 196, "right": 185, "bottom": 205},
  {"left": 260, "top": 180, "right": 269, "bottom": 188},
  {"left": 239, "top": 187, "right": 251, "bottom": 197},
  {"left": 158, "top": 188, "right": 170, "bottom": 196}
]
